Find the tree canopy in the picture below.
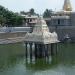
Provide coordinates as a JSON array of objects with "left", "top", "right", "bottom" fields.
[
  {"left": 0, "top": 5, "right": 24, "bottom": 27},
  {"left": 20, "top": 8, "right": 39, "bottom": 16},
  {"left": 0, "top": 5, "right": 53, "bottom": 27},
  {"left": 43, "top": 9, "right": 53, "bottom": 18}
]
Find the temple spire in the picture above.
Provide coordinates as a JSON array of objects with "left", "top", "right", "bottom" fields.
[{"left": 63, "top": 0, "right": 72, "bottom": 11}]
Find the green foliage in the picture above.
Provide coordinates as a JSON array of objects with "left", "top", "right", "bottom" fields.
[
  {"left": 20, "top": 8, "right": 39, "bottom": 16},
  {"left": 20, "top": 11, "right": 28, "bottom": 15},
  {"left": 29, "top": 8, "right": 35, "bottom": 15},
  {"left": 0, "top": 15, "right": 6, "bottom": 26},
  {"left": 0, "top": 5, "right": 24, "bottom": 27},
  {"left": 43, "top": 9, "right": 53, "bottom": 18}
]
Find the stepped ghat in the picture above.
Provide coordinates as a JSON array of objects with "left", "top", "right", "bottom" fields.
[{"left": 24, "top": 17, "right": 59, "bottom": 62}]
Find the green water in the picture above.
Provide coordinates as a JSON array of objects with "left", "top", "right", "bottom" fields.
[{"left": 0, "top": 43, "right": 75, "bottom": 75}]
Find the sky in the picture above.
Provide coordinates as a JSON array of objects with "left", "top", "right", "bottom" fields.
[{"left": 0, "top": 0, "right": 75, "bottom": 14}]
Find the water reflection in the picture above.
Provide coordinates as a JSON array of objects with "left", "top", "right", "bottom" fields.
[
  {"left": 57, "top": 43, "right": 75, "bottom": 64},
  {"left": 0, "top": 43, "right": 75, "bottom": 75},
  {"left": 0, "top": 43, "right": 25, "bottom": 71},
  {"left": 25, "top": 56, "right": 58, "bottom": 71},
  {"left": 25, "top": 42, "right": 75, "bottom": 71}
]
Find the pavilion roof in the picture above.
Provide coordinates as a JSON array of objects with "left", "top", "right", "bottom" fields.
[{"left": 24, "top": 17, "right": 59, "bottom": 44}]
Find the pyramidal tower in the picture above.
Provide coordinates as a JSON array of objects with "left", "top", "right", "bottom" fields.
[{"left": 63, "top": 0, "right": 72, "bottom": 11}]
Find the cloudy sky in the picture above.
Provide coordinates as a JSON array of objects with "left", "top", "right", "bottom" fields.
[{"left": 0, "top": 0, "right": 75, "bottom": 14}]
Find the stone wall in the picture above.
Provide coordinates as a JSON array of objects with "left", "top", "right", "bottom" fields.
[
  {"left": 0, "top": 26, "right": 75, "bottom": 41},
  {"left": 0, "top": 32, "right": 26, "bottom": 39},
  {"left": 70, "top": 13, "right": 75, "bottom": 26},
  {"left": 49, "top": 26, "right": 75, "bottom": 40}
]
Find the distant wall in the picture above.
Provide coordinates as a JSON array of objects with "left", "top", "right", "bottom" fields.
[
  {"left": 0, "top": 27, "right": 31, "bottom": 39},
  {"left": 0, "top": 26, "right": 75, "bottom": 41},
  {"left": 70, "top": 13, "right": 75, "bottom": 26},
  {"left": 0, "top": 32, "right": 26, "bottom": 39},
  {"left": 49, "top": 26, "right": 75, "bottom": 40}
]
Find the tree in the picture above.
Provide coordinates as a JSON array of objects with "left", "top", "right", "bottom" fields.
[
  {"left": 0, "top": 5, "right": 24, "bottom": 27},
  {"left": 0, "top": 15, "right": 6, "bottom": 26},
  {"left": 43, "top": 9, "right": 53, "bottom": 18},
  {"left": 20, "top": 11, "right": 28, "bottom": 15},
  {"left": 29, "top": 8, "right": 35, "bottom": 15}
]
